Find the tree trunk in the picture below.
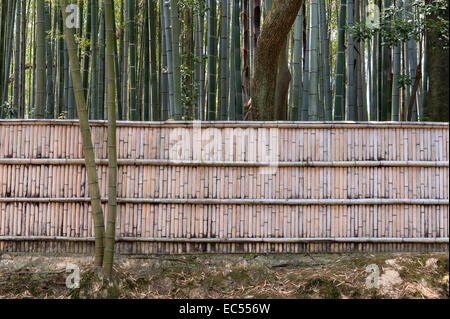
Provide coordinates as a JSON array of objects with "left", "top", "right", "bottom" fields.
[
  {"left": 251, "top": 0, "right": 304, "bottom": 120},
  {"left": 274, "top": 39, "right": 290, "bottom": 120}
]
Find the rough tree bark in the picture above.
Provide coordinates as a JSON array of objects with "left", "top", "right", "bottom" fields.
[
  {"left": 251, "top": 0, "right": 304, "bottom": 120},
  {"left": 274, "top": 39, "right": 291, "bottom": 120}
]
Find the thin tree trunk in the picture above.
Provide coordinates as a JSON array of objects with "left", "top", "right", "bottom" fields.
[
  {"left": 35, "top": 0, "right": 46, "bottom": 118},
  {"left": 219, "top": 0, "right": 229, "bottom": 120},
  {"left": 163, "top": 0, "right": 175, "bottom": 118},
  {"left": 149, "top": 0, "right": 159, "bottom": 121},
  {"left": 82, "top": 0, "right": 92, "bottom": 105},
  {"left": 98, "top": 3, "right": 106, "bottom": 119},
  {"left": 128, "top": 0, "right": 137, "bottom": 120},
  {"left": 391, "top": 42, "right": 401, "bottom": 120},
  {"left": 319, "top": 0, "right": 331, "bottom": 121},
  {"left": 60, "top": 0, "right": 105, "bottom": 267},
  {"left": 143, "top": 0, "right": 150, "bottom": 121},
  {"left": 232, "top": 0, "right": 243, "bottom": 120},
  {"left": 301, "top": 4, "right": 310, "bottom": 121},
  {"left": 103, "top": 0, "right": 118, "bottom": 276},
  {"left": 334, "top": 0, "right": 346, "bottom": 121},
  {"left": 170, "top": 0, "right": 182, "bottom": 119},
  {"left": 184, "top": 5, "right": 194, "bottom": 119},
  {"left": 207, "top": 0, "right": 217, "bottom": 120},
  {"left": 346, "top": 0, "right": 355, "bottom": 120},
  {"left": 308, "top": 0, "right": 319, "bottom": 121},
  {"left": 1, "top": 0, "right": 17, "bottom": 117},
  {"left": 291, "top": 8, "right": 303, "bottom": 121},
  {"left": 13, "top": 0, "right": 21, "bottom": 117},
  {"left": 57, "top": 6, "right": 65, "bottom": 117},
  {"left": 44, "top": 1, "right": 54, "bottom": 118},
  {"left": 91, "top": 0, "right": 99, "bottom": 119},
  {"left": 242, "top": 0, "right": 250, "bottom": 109},
  {"left": 160, "top": 0, "right": 169, "bottom": 120}
]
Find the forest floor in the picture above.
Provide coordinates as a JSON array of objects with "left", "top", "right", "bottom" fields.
[{"left": 0, "top": 251, "right": 448, "bottom": 299}]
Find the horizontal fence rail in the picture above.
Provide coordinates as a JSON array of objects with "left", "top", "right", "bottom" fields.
[
  {"left": 0, "top": 197, "right": 448, "bottom": 205},
  {"left": 0, "top": 158, "right": 448, "bottom": 167},
  {"left": 0, "top": 120, "right": 448, "bottom": 254}
]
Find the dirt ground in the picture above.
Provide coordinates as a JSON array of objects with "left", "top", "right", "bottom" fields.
[{"left": 0, "top": 251, "right": 448, "bottom": 299}]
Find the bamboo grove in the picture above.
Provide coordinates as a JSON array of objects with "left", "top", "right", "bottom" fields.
[{"left": 0, "top": 0, "right": 448, "bottom": 122}]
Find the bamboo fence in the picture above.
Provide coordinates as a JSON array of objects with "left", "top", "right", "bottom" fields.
[{"left": 0, "top": 120, "right": 448, "bottom": 254}]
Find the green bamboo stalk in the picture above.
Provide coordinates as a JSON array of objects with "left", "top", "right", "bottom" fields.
[
  {"left": 206, "top": 0, "right": 217, "bottom": 120},
  {"left": 18, "top": 0, "right": 26, "bottom": 118},
  {"left": 160, "top": 0, "right": 169, "bottom": 120},
  {"left": 0, "top": 0, "right": 16, "bottom": 118},
  {"left": 183, "top": 5, "right": 194, "bottom": 119},
  {"left": 13, "top": 0, "right": 21, "bottom": 117},
  {"left": 103, "top": 0, "right": 118, "bottom": 276},
  {"left": 143, "top": 0, "right": 150, "bottom": 121},
  {"left": 57, "top": 6, "right": 65, "bottom": 117},
  {"left": 44, "top": 1, "right": 54, "bottom": 118},
  {"left": 308, "top": 0, "right": 319, "bottom": 121},
  {"left": 91, "top": 0, "right": 99, "bottom": 120},
  {"left": 98, "top": 3, "right": 105, "bottom": 119},
  {"left": 242, "top": 0, "right": 250, "bottom": 112},
  {"left": 319, "top": 0, "right": 331, "bottom": 121},
  {"left": 149, "top": 0, "right": 159, "bottom": 121},
  {"left": 0, "top": 0, "right": 7, "bottom": 106},
  {"left": 301, "top": 3, "right": 310, "bottom": 121},
  {"left": 112, "top": 0, "right": 122, "bottom": 120},
  {"left": 60, "top": 0, "right": 105, "bottom": 267},
  {"left": 163, "top": 0, "right": 175, "bottom": 118},
  {"left": 128, "top": 0, "right": 137, "bottom": 120},
  {"left": 355, "top": 0, "right": 362, "bottom": 121},
  {"left": 359, "top": 0, "right": 368, "bottom": 121},
  {"left": 291, "top": 9, "right": 303, "bottom": 121},
  {"left": 35, "top": 0, "right": 46, "bottom": 118},
  {"left": 170, "top": 0, "right": 182, "bottom": 119},
  {"left": 82, "top": 0, "right": 92, "bottom": 104},
  {"left": 232, "top": 0, "right": 243, "bottom": 120},
  {"left": 121, "top": 0, "right": 128, "bottom": 119},
  {"left": 421, "top": 34, "right": 428, "bottom": 120},
  {"left": 391, "top": 1, "right": 401, "bottom": 121},
  {"left": 380, "top": 0, "right": 391, "bottom": 121},
  {"left": 346, "top": 0, "right": 355, "bottom": 121},
  {"left": 219, "top": 0, "right": 229, "bottom": 120},
  {"left": 405, "top": 0, "right": 418, "bottom": 121},
  {"left": 334, "top": 0, "right": 346, "bottom": 121},
  {"left": 194, "top": 4, "right": 205, "bottom": 120}
]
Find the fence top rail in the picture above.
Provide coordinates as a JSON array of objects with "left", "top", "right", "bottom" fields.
[{"left": 0, "top": 119, "right": 448, "bottom": 129}]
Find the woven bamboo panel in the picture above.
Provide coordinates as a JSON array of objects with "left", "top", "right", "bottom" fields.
[{"left": 0, "top": 120, "right": 448, "bottom": 254}]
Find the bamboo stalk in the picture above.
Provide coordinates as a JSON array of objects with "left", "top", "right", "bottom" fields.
[{"left": 60, "top": 0, "right": 105, "bottom": 267}]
